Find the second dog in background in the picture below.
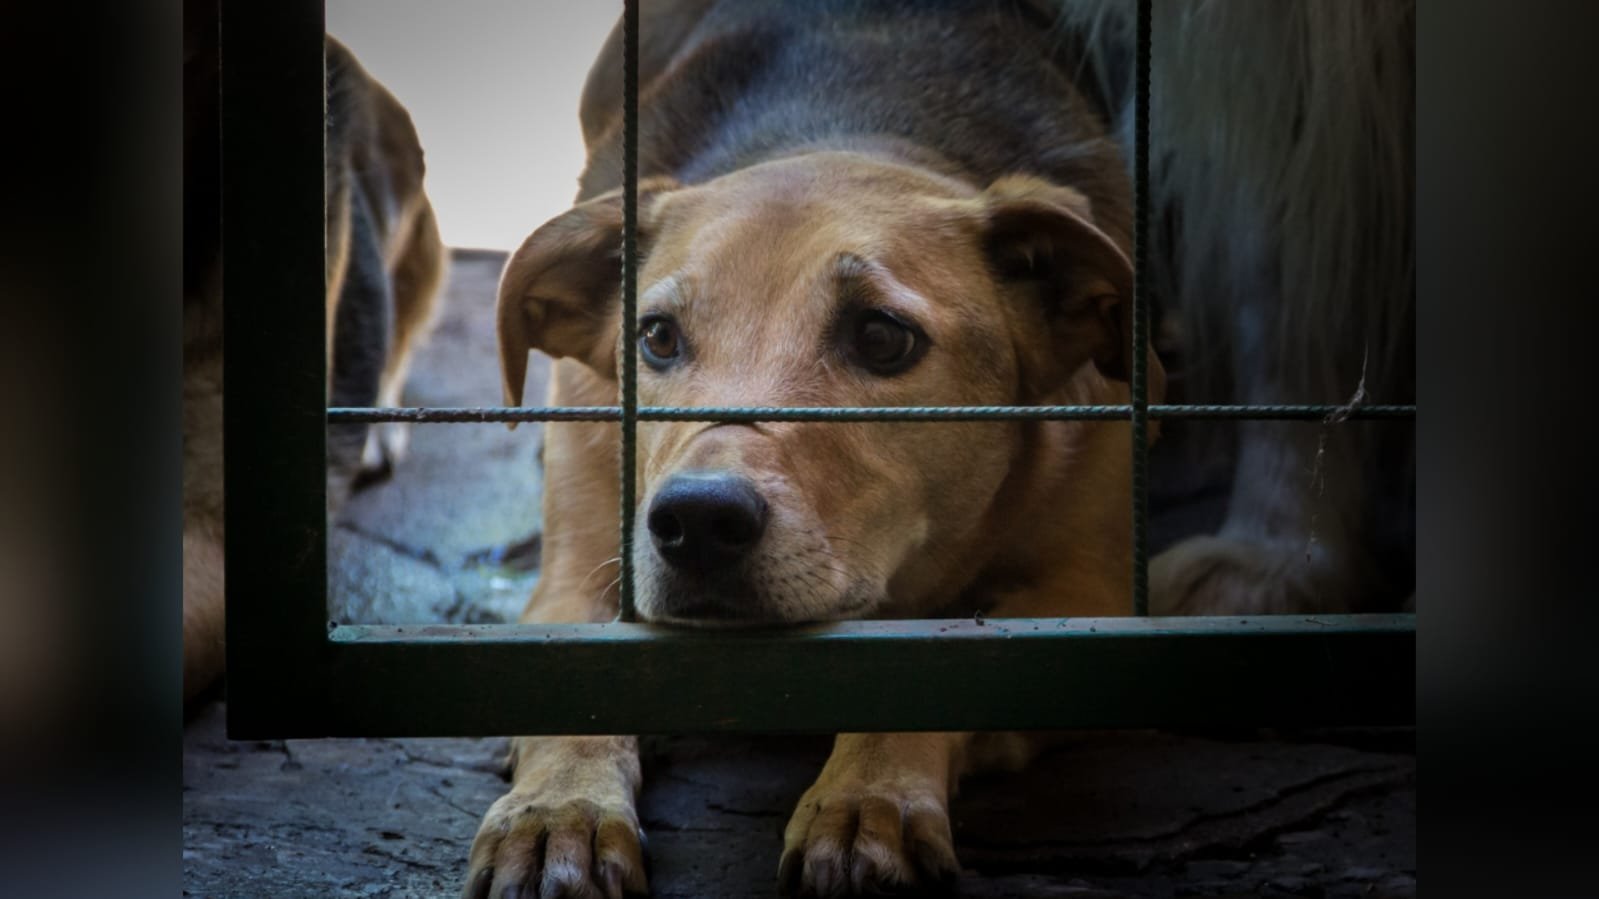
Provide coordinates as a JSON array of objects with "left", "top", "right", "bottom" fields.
[
  {"left": 181, "top": 27, "right": 447, "bottom": 703},
  {"left": 1054, "top": 0, "right": 1416, "bottom": 617}
]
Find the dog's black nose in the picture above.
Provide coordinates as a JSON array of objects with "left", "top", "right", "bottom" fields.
[{"left": 647, "top": 471, "right": 768, "bottom": 574}]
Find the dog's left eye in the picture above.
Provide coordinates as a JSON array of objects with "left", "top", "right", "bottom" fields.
[
  {"left": 849, "top": 310, "right": 922, "bottom": 374},
  {"left": 640, "top": 316, "right": 682, "bottom": 368}
]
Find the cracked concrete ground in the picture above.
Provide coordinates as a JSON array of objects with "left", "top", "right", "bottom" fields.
[
  {"left": 183, "top": 701, "right": 1415, "bottom": 898},
  {"left": 182, "top": 249, "right": 1416, "bottom": 897},
  {"left": 329, "top": 249, "right": 547, "bottom": 628}
]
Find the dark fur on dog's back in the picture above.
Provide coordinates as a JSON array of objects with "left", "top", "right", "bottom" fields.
[{"left": 578, "top": 0, "right": 1129, "bottom": 240}]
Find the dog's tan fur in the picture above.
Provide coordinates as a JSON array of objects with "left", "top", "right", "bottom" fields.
[
  {"left": 468, "top": 3, "right": 1165, "bottom": 894},
  {"left": 181, "top": 25, "right": 446, "bottom": 703}
]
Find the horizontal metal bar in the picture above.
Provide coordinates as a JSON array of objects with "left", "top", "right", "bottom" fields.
[
  {"left": 298, "top": 615, "right": 1416, "bottom": 739},
  {"left": 326, "top": 404, "right": 1417, "bottom": 424}
]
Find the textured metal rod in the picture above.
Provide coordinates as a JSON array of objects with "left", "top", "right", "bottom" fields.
[
  {"left": 1130, "top": 0, "right": 1153, "bottom": 615},
  {"left": 618, "top": 0, "right": 640, "bottom": 621},
  {"left": 327, "top": 404, "right": 1417, "bottom": 424}
]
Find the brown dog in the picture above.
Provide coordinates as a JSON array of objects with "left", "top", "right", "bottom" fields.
[
  {"left": 471, "top": 1, "right": 1163, "bottom": 896},
  {"left": 181, "top": 22, "right": 446, "bottom": 703}
]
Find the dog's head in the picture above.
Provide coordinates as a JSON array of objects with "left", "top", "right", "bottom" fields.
[{"left": 499, "top": 153, "right": 1153, "bottom": 624}]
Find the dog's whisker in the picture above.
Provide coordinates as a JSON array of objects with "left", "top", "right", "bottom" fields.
[{"left": 577, "top": 555, "right": 624, "bottom": 597}]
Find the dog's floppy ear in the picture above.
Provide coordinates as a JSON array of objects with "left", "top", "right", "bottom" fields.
[
  {"left": 981, "top": 174, "right": 1137, "bottom": 384},
  {"left": 497, "top": 176, "right": 680, "bottom": 408}
]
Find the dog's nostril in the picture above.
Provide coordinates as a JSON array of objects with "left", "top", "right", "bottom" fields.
[
  {"left": 646, "top": 471, "right": 769, "bottom": 573},
  {"left": 648, "top": 507, "right": 685, "bottom": 545}
]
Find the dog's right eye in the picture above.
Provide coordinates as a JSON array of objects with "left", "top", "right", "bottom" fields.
[
  {"left": 846, "top": 309, "right": 925, "bottom": 376},
  {"left": 639, "top": 316, "right": 683, "bottom": 368}
]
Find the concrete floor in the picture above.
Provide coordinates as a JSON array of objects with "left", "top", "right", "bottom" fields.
[
  {"left": 181, "top": 250, "right": 1416, "bottom": 898},
  {"left": 183, "top": 701, "right": 1415, "bottom": 898},
  {"left": 328, "top": 248, "right": 547, "bottom": 629}
]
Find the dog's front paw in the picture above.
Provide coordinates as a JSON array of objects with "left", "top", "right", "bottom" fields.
[
  {"left": 778, "top": 779, "right": 958, "bottom": 897},
  {"left": 464, "top": 792, "right": 646, "bottom": 899}
]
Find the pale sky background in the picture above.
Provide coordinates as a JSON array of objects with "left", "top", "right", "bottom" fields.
[{"left": 327, "top": 0, "right": 623, "bottom": 251}]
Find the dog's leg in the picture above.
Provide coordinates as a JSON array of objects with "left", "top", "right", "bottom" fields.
[
  {"left": 463, "top": 624, "right": 648, "bottom": 899},
  {"left": 366, "top": 200, "right": 447, "bottom": 478},
  {"left": 464, "top": 572, "right": 647, "bottom": 899},
  {"left": 775, "top": 576, "right": 1123, "bottom": 897},
  {"left": 1151, "top": 420, "right": 1388, "bottom": 616},
  {"left": 464, "top": 374, "right": 647, "bottom": 898},
  {"left": 327, "top": 177, "right": 395, "bottom": 504},
  {"left": 463, "top": 580, "right": 647, "bottom": 899},
  {"left": 1146, "top": 190, "right": 1405, "bottom": 616}
]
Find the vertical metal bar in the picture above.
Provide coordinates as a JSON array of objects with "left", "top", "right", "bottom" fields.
[
  {"left": 1130, "top": 0, "right": 1152, "bottom": 616},
  {"left": 221, "top": 0, "right": 334, "bottom": 737},
  {"left": 618, "top": 0, "right": 641, "bottom": 621}
]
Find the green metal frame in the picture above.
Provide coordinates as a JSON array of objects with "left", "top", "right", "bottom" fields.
[
  {"left": 323, "top": 617, "right": 1415, "bottom": 738},
  {"left": 221, "top": 0, "right": 1415, "bottom": 741}
]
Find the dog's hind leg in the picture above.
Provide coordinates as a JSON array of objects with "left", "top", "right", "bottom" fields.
[
  {"left": 1150, "top": 195, "right": 1408, "bottom": 616},
  {"left": 367, "top": 199, "right": 447, "bottom": 478},
  {"left": 326, "top": 176, "right": 396, "bottom": 506},
  {"left": 1151, "top": 420, "right": 1391, "bottom": 616},
  {"left": 1106, "top": 0, "right": 1416, "bottom": 616}
]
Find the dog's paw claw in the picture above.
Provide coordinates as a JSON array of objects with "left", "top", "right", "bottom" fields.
[
  {"left": 779, "top": 788, "right": 958, "bottom": 897},
  {"left": 464, "top": 794, "right": 647, "bottom": 899}
]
